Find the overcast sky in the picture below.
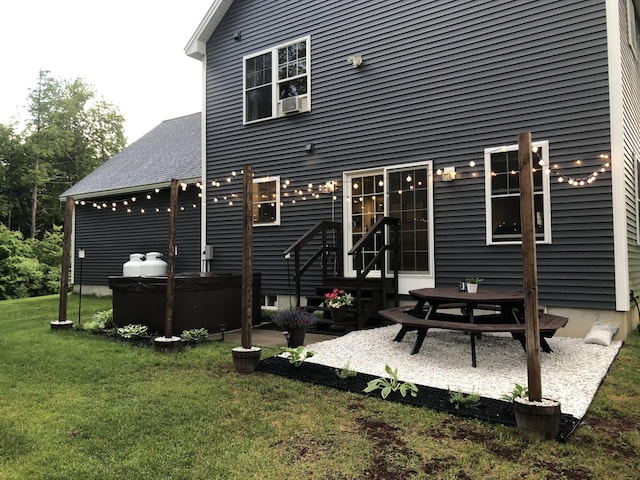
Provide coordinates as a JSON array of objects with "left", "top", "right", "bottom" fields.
[{"left": 0, "top": 1, "right": 212, "bottom": 143}]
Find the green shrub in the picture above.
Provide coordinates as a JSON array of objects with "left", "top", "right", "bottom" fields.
[
  {"left": 82, "top": 309, "right": 113, "bottom": 331},
  {"left": 116, "top": 324, "right": 148, "bottom": 339},
  {"left": 181, "top": 328, "right": 209, "bottom": 343}
]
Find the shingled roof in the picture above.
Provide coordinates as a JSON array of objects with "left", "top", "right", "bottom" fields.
[{"left": 61, "top": 112, "right": 201, "bottom": 199}]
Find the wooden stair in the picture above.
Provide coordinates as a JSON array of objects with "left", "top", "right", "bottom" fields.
[{"left": 304, "top": 279, "right": 392, "bottom": 330}]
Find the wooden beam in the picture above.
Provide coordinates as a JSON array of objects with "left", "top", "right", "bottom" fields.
[
  {"left": 164, "top": 179, "right": 179, "bottom": 338},
  {"left": 57, "top": 197, "right": 74, "bottom": 322},
  {"left": 518, "top": 132, "right": 542, "bottom": 401},
  {"left": 241, "top": 166, "right": 253, "bottom": 349}
]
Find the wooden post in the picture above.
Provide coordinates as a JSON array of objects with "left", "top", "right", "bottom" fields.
[
  {"left": 57, "top": 197, "right": 74, "bottom": 323},
  {"left": 164, "top": 179, "right": 179, "bottom": 338},
  {"left": 518, "top": 132, "right": 542, "bottom": 401},
  {"left": 241, "top": 166, "right": 253, "bottom": 349}
]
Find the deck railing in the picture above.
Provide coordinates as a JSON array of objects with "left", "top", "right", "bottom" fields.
[{"left": 282, "top": 220, "right": 341, "bottom": 307}]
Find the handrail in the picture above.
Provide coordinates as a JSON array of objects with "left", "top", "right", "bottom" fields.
[
  {"left": 283, "top": 220, "right": 341, "bottom": 307},
  {"left": 348, "top": 216, "right": 400, "bottom": 320}
]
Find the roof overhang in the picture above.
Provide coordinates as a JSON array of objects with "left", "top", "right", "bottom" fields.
[
  {"left": 184, "top": 0, "right": 235, "bottom": 60},
  {"left": 60, "top": 177, "right": 202, "bottom": 201}
]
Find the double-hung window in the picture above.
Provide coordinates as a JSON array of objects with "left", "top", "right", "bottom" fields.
[
  {"left": 484, "top": 141, "right": 551, "bottom": 244},
  {"left": 244, "top": 37, "right": 311, "bottom": 123},
  {"left": 253, "top": 176, "right": 280, "bottom": 226}
]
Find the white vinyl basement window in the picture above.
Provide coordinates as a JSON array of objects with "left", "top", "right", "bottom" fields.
[
  {"left": 484, "top": 141, "right": 551, "bottom": 245},
  {"left": 243, "top": 36, "right": 311, "bottom": 123},
  {"left": 253, "top": 176, "right": 280, "bottom": 226}
]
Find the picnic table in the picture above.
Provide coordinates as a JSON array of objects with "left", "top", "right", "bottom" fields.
[{"left": 378, "top": 287, "right": 568, "bottom": 367}]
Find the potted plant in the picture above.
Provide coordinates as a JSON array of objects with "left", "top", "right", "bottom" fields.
[
  {"left": 464, "top": 277, "right": 483, "bottom": 293},
  {"left": 271, "top": 308, "right": 318, "bottom": 347},
  {"left": 323, "top": 288, "right": 354, "bottom": 322}
]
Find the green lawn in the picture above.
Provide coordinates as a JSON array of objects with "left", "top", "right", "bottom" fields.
[{"left": 1, "top": 295, "right": 639, "bottom": 479}]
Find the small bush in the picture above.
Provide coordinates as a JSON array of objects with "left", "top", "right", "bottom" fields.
[
  {"left": 116, "top": 324, "right": 148, "bottom": 339},
  {"left": 82, "top": 309, "right": 113, "bottom": 331},
  {"left": 181, "top": 328, "right": 209, "bottom": 343}
]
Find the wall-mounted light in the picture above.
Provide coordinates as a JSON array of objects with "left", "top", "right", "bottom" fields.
[
  {"left": 305, "top": 143, "right": 314, "bottom": 153},
  {"left": 346, "top": 54, "right": 363, "bottom": 68},
  {"left": 440, "top": 166, "right": 456, "bottom": 182}
]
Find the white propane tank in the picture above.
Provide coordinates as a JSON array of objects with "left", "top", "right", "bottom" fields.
[
  {"left": 123, "top": 253, "right": 145, "bottom": 277},
  {"left": 141, "top": 252, "right": 168, "bottom": 276}
]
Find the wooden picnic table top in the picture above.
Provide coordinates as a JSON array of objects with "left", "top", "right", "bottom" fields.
[{"left": 409, "top": 287, "right": 524, "bottom": 305}]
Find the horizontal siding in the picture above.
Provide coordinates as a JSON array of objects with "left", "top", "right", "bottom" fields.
[
  {"left": 204, "top": 0, "right": 615, "bottom": 308},
  {"left": 74, "top": 187, "right": 201, "bottom": 286}
]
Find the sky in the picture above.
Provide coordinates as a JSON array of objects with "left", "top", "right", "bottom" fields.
[{"left": 0, "top": 0, "right": 213, "bottom": 144}]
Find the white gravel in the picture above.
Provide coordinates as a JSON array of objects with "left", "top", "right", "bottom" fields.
[{"left": 304, "top": 325, "right": 622, "bottom": 418}]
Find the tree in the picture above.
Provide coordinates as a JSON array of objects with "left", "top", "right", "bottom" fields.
[
  {"left": 22, "top": 70, "right": 126, "bottom": 238},
  {"left": 0, "top": 123, "right": 31, "bottom": 233}
]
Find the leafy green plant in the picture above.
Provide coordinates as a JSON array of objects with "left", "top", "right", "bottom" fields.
[
  {"left": 464, "top": 277, "right": 483, "bottom": 284},
  {"left": 116, "top": 324, "right": 148, "bottom": 339},
  {"left": 181, "top": 328, "right": 209, "bottom": 344},
  {"left": 501, "top": 383, "right": 529, "bottom": 402},
  {"left": 336, "top": 362, "right": 357, "bottom": 379},
  {"left": 281, "top": 346, "right": 315, "bottom": 367},
  {"left": 82, "top": 308, "right": 113, "bottom": 331},
  {"left": 448, "top": 388, "right": 481, "bottom": 409},
  {"left": 363, "top": 364, "right": 418, "bottom": 399}
]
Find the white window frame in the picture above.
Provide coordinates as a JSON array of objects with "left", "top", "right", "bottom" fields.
[
  {"left": 243, "top": 36, "right": 311, "bottom": 124},
  {"left": 628, "top": 0, "right": 640, "bottom": 60},
  {"left": 484, "top": 140, "right": 552, "bottom": 245},
  {"left": 253, "top": 176, "right": 280, "bottom": 226},
  {"left": 635, "top": 152, "right": 640, "bottom": 244}
]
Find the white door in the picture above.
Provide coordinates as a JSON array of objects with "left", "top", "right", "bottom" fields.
[{"left": 343, "top": 161, "right": 435, "bottom": 293}]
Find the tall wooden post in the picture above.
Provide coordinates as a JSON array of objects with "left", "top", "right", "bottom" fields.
[
  {"left": 56, "top": 196, "right": 74, "bottom": 325},
  {"left": 518, "top": 132, "right": 542, "bottom": 401},
  {"left": 164, "top": 179, "right": 179, "bottom": 338},
  {"left": 241, "top": 166, "right": 253, "bottom": 349}
]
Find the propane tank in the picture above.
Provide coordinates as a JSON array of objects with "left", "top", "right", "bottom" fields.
[
  {"left": 141, "top": 251, "right": 168, "bottom": 276},
  {"left": 123, "top": 253, "right": 144, "bottom": 277}
]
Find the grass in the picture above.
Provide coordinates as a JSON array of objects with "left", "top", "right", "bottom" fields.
[{"left": 1, "top": 295, "right": 639, "bottom": 479}]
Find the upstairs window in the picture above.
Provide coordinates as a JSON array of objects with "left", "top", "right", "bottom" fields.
[
  {"left": 484, "top": 141, "right": 551, "bottom": 244},
  {"left": 253, "top": 177, "right": 280, "bottom": 226},
  {"left": 244, "top": 37, "right": 311, "bottom": 123}
]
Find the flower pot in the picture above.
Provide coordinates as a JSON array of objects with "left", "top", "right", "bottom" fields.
[
  {"left": 330, "top": 306, "right": 349, "bottom": 323},
  {"left": 232, "top": 346, "right": 262, "bottom": 374},
  {"left": 286, "top": 329, "right": 306, "bottom": 348},
  {"left": 514, "top": 397, "right": 561, "bottom": 441},
  {"left": 466, "top": 283, "right": 478, "bottom": 293}
]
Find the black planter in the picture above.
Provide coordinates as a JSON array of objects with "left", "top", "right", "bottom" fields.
[{"left": 287, "top": 329, "right": 306, "bottom": 348}]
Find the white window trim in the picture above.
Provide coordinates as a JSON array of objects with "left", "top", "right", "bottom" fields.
[
  {"left": 253, "top": 176, "right": 280, "bottom": 226},
  {"left": 484, "top": 140, "right": 552, "bottom": 245},
  {"left": 242, "top": 36, "right": 311, "bottom": 125},
  {"left": 635, "top": 152, "right": 640, "bottom": 245},
  {"left": 628, "top": 0, "right": 639, "bottom": 60},
  {"left": 342, "top": 161, "right": 435, "bottom": 293}
]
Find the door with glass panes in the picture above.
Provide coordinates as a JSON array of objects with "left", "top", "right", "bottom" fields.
[{"left": 343, "top": 162, "right": 434, "bottom": 293}]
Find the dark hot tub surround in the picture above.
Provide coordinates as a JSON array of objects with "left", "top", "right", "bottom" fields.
[{"left": 108, "top": 272, "right": 261, "bottom": 335}]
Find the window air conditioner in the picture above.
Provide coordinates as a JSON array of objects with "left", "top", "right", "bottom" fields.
[{"left": 281, "top": 96, "right": 301, "bottom": 114}]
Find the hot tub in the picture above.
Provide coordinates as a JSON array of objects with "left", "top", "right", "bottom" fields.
[{"left": 108, "top": 272, "right": 261, "bottom": 335}]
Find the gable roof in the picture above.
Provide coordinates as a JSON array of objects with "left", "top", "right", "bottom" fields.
[
  {"left": 61, "top": 112, "right": 201, "bottom": 199},
  {"left": 185, "top": 0, "right": 234, "bottom": 60}
]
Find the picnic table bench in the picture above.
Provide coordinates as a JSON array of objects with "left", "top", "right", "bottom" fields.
[{"left": 378, "top": 287, "right": 568, "bottom": 367}]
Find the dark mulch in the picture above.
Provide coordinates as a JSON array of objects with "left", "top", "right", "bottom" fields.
[{"left": 257, "top": 355, "right": 580, "bottom": 441}]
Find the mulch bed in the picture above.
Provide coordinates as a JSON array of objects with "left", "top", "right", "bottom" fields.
[{"left": 257, "top": 355, "right": 580, "bottom": 441}]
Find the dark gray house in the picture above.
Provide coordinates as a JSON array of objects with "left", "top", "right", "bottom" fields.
[
  {"left": 61, "top": 113, "right": 202, "bottom": 296},
  {"left": 184, "top": 0, "right": 640, "bottom": 338}
]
